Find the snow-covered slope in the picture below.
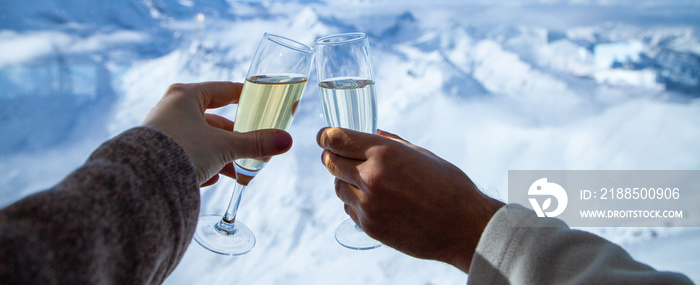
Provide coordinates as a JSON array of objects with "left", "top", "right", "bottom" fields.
[{"left": 1, "top": 0, "right": 699, "bottom": 284}]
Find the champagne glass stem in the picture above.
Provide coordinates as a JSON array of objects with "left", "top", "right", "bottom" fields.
[
  {"left": 216, "top": 181, "right": 246, "bottom": 233},
  {"left": 193, "top": 179, "right": 256, "bottom": 255}
]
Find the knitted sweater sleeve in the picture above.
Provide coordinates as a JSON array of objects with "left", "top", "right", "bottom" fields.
[
  {"left": 0, "top": 127, "right": 200, "bottom": 284},
  {"left": 467, "top": 203, "right": 693, "bottom": 285}
]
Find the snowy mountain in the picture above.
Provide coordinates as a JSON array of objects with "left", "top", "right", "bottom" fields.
[{"left": 1, "top": 0, "right": 699, "bottom": 284}]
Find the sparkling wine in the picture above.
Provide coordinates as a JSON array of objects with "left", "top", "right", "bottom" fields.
[
  {"left": 318, "top": 78, "right": 377, "bottom": 134},
  {"left": 233, "top": 74, "right": 307, "bottom": 183}
]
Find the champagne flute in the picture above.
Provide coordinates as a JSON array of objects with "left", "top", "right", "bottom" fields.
[
  {"left": 194, "top": 33, "right": 314, "bottom": 255},
  {"left": 315, "top": 32, "right": 381, "bottom": 250}
]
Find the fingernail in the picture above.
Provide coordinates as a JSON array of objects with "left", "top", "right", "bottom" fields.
[{"left": 275, "top": 132, "right": 293, "bottom": 150}]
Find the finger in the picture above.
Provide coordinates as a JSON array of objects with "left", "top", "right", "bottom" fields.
[
  {"left": 334, "top": 178, "right": 364, "bottom": 208},
  {"left": 200, "top": 175, "right": 219, "bottom": 187},
  {"left": 316, "top": 127, "right": 379, "bottom": 160},
  {"left": 225, "top": 129, "right": 293, "bottom": 160},
  {"left": 218, "top": 163, "right": 237, "bottom": 179},
  {"left": 192, "top": 81, "right": 244, "bottom": 109},
  {"left": 377, "top": 129, "right": 408, "bottom": 143},
  {"left": 322, "top": 149, "right": 362, "bottom": 185},
  {"left": 377, "top": 129, "right": 436, "bottom": 157},
  {"left": 205, "top": 113, "right": 234, "bottom": 131},
  {"left": 344, "top": 204, "right": 360, "bottom": 226}
]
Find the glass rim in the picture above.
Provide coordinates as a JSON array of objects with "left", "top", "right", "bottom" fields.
[
  {"left": 264, "top": 33, "right": 314, "bottom": 54},
  {"left": 315, "top": 32, "right": 368, "bottom": 45}
]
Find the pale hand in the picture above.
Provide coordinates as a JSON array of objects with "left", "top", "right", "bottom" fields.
[{"left": 143, "top": 82, "right": 293, "bottom": 186}]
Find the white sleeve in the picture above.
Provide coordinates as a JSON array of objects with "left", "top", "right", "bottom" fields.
[{"left": 467, "top": 203, "right": 693, "bottom": 285}]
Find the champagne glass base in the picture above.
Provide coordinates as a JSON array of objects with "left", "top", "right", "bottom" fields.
[
  {"left": 194, "top": 215, "right": 256, "bottom": 256},
  {"left": 334, "top": 218, "right": 381, "bottom": 250}
]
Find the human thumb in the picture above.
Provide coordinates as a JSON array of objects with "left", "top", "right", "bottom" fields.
[{"left": 227, "top": 129, "right": 293, "bottom": 160}]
